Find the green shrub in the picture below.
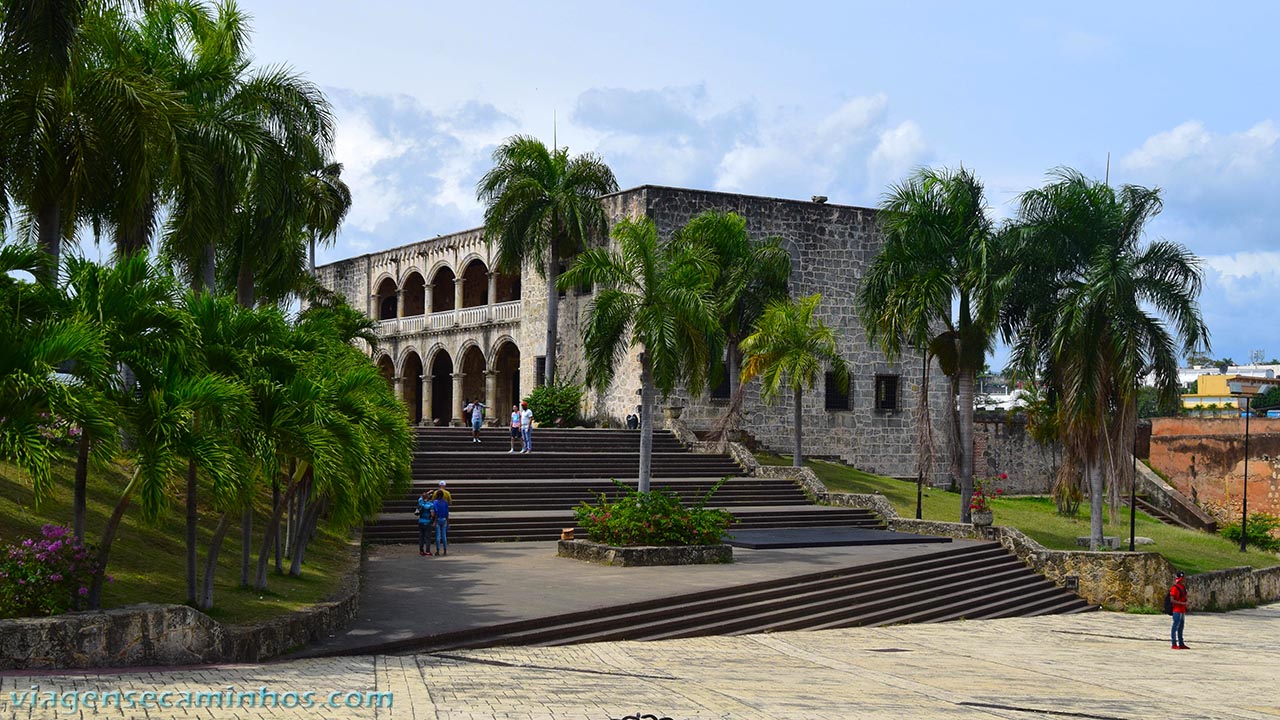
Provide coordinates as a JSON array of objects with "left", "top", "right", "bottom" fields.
[
  {"left": 575, "top": 479, "right": 736, "bottom": 546},
  {"left": 1219, "top": 512, "right": 1280, "bottom": 552},
  {"left": 524, "top": 379, "right": 583, "bottom": 427}
]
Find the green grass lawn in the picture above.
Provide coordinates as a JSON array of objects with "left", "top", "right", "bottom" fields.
[
  {"left": 0, "top": 457, "right": 355, "bottom": 624},
  {"left": 757, "top": 452, "right": 1280, "bottom": 575}
]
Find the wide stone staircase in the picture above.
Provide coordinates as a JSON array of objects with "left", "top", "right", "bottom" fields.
[
  {"left": 373, "top": 542, "right": 1094, "bottom": 655},
  {"left": 365, "top": 427, "right": 881, "bottom": 543}
]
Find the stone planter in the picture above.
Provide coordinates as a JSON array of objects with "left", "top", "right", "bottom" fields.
[
  {"left": 558, "top": 539, "right": 732, "bottom": 567},
  {"left": 970, "top": 510, "right": 994, "bottom": 527}
]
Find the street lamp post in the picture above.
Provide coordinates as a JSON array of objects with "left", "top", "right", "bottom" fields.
[{"left": 1228, "top": 379, "right": 1258, "bottom": 554}]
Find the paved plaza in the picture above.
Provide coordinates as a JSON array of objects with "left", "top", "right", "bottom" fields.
[{"left": 3, "top": 604, "right": 1277, "bottom": 719}]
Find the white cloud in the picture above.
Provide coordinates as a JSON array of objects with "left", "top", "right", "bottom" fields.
[
  {"left": 333, "top": 109, "right": 411, "bottom": 238},
  {"left": 869, "top": 120, "right": 928, "bottom": 191}
]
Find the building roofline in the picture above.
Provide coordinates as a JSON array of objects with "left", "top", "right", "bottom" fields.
[{"left": 315, "top": 184, "right": 877, "bottom": 271}]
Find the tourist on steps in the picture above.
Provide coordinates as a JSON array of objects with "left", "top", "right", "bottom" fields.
[
  {"left": 463, "top": 399, "right": 485, "bottom": 442},
  {"left": 416, "top": 490, "right": 433, "bottom": 557},
  {"left": 435, "top": 479, "right": 452, "bottom": 502},
  {"left": 519, "top": 400, "right": 533, "bottom": 453},
  {"left": 509, "top": 404, "right": 521, "bottom": 453},
  {"left": 433, "top": 489, "right": 450, "bottom": 556},
  {"left": 1170, "top": 572, "right": 1189, "bottom": 649}
]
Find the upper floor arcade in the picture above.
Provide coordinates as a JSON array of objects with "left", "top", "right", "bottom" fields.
[{"left": 371, "top": 254, "right": 522, "bottom": 336}]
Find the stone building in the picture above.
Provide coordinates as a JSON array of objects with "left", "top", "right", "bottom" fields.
[{"left": 315, "top": 185, "right": 954, "bottom": 481}]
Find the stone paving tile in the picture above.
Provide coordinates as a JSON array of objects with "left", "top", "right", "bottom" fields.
[{"left": 3, "top": 606, "right": 1278, "bottom": 719}]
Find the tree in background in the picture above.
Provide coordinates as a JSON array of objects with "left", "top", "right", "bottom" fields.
[
  {"left": 559, "top": 217, "right": 721, "bottom": 491},
  {"left": 1003, "top": 169, "right": 1208, "bottom": 550},
  {"left": 477, "top": 135, "right": 618, "bottom": 387},
  {"left": 856, "top": 167, "right": 1001, "bottom": 522},
  {"left": 740, "top": 294, "right": 848, "bottom": 467}
]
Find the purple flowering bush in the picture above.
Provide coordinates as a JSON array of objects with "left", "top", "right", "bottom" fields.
[{"left": 0, "top": 525, "right": 107, "bottom": 617}]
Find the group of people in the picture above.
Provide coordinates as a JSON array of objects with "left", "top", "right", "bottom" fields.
[
  {"left": 416, "top": 481, "right": 451, "bottom": 557},
  {"left": 461, "top": 399, "right": 534, "bottom": 453}
]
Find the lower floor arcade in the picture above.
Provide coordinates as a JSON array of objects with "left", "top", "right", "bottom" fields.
[{"left": 376, "top": 337, "right": 523, "bottom": 426}]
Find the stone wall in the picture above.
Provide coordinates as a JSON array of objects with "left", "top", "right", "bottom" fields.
[
  {"left": 1148, "top": 417, "right": 1280, "bottom": 517},
  {"left": 0, "top": 536, "right": 362, "bottom": 670},
  {"left": 972, "top": 418, "right": 1057, "bottom": 494}
]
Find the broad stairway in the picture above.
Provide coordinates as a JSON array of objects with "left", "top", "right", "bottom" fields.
[
  {"left": 371, "top": 542, "right": 1095, "bottom": 655},
  {"left": 365, "top": 427, "right": 880, "bottom": 543}
]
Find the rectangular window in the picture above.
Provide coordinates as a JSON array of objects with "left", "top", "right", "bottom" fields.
[
  {"left": 875, "top": 374, "right": 900, "bottom": 411},
  {"left": 711, "top": 362, "right": 731, "bottom": 400},
  {"left": 824, "top": 371, "right": 850, "bottom": 410},
  {"left": 535, "top": 356, "right": 546, "bottom": 387}
]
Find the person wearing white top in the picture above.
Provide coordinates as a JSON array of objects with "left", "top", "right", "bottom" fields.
[{"left": 519, "top": 401, "right": 534, "bottom": 453}]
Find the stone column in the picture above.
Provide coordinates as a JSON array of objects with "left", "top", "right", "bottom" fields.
[
  {"left": 485, "top": 370, "right": 498, "bottom": 425},
  {"left": 393, "top": 375, "right": 404, "bottom": 403},
  {"left": 396, "top": 288, "right": 405, "bottom": 318},
  {"left": 487, "top": 271, "right": 498, "bottom": 321},
  {"left": 450, "top": 372, "right": 464, "bottom": 426},
  {"left": 369, "top": 293, "right": 378, "bottom": 320},
  {"left": 424, "top": 283, "right": 433, "bottom": 314},
  {"left": 420, "top": 372, "right": 431, "bottom": 426},
  {"left": 454, "top": 278, "right": 465, "bottom": 324}
]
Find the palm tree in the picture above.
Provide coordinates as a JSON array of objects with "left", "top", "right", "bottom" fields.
[
  {"left": 856, "top": 166, "right": 1000, "bottom": 522},
  {"left": 558, "top": 217, "right": 721, "bottom": 492},
  {"left": 0, "top": 243, "right": 107, "bottom": 503},
  {"left": 1004, "top": 169, "right": 1208, "bottom": 549},
  {"left": 304, "top": 161, "right": 352, "bottom": 275},
  {"left": 0, "top": 1, "right": 182, "bottom": 275},
  {"left": 740, "top": 294, "right": 848, "bottom": 467},
  {"left": 676, "top": 211, "right": 791, "bottom": 400},
  {"left": 477, "top": 136, "right": 618, "bottom": 386}
]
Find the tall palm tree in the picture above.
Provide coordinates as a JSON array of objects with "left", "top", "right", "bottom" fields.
[
  {"left": 856, "top": 166, "right": 1000, "bottom": 522},
  {"left": 0, "top": 1, "right": 183, "bottom": 275},
  {"left": 740, "top": 294, "right": 848, "bottom": 467},
  {"left": 304, "top": 161, "right": 352, "bottom": 275},
  {"left": 676, "top": 210, "right": 791, "bottom": 400},
  {"left": 558, "top": 217, "right": 721, "bottom": 492},
  {"left": 477, "top": 135, "right": 618, "bottom": 386},
  {"left": 1004, "top": 169, "right": 1208, "bottom": 549}
]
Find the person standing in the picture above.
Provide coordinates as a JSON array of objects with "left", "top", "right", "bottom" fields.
[
  {"left": 416, "top": 491, "right": 433, "bottom": 557},
  {"left": 432, "top": 489, "right": 450, "bottom": 556},
  {"left": 508, "top": 404, "right": 521, "bottom": 453},
  {"left": 1170, "top": 571, "right": 1189, "bottom": 649},
  {"left": 463, "top": 399, "right": 485, "bottom": 442},
  {"left": 519, "top": 400, "right": 534, "bottom": 453}
]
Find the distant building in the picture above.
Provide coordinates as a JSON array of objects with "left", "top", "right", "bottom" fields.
[{"left": 1181, "top": 374, "right": 1280, "bottom": 412}]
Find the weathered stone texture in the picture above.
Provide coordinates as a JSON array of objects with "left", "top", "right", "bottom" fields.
[
  {"left": 557, "top": 539, "right": 733, "bottom": 566},
  {"left": 1148, "top": 416, "right": 1280, "bottom": 516},
  {"left": 972, "top": 419, "right": 1058, "bottom": 494}
]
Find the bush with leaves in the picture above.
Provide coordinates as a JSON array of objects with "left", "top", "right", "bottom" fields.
[
  {"left": 0, "top": 525, "right": 107, "bottom": 618},
  {"left": 575, "top": 479, "right": 736, "bottom": 546},
  {"left": 1219, "top": 512, "right": 1280, "bottom": 552},
  {"left": 524, "top": 379, "right": 583, "bottom": 427}
]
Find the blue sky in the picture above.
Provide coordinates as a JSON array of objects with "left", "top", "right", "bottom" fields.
[{"left": 243, "top": 0, "right": 1280, "bottom": 366}]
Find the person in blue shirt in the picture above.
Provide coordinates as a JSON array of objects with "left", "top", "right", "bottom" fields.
[
  {"left": 416, "top": 491, "right": 434, "bottom": 556},
  {"left": 432, "top": 489, "right": 450, "bottom": 556}
]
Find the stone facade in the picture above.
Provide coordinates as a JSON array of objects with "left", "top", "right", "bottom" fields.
[
  {"left": 557, "top": 539, "right": 733, "bottom": 566},
  {"left": 972, "top": 418, "right": 1058, "bottom": 494},
  {"left": 317, "top": 185, "right": 954, "bottom": 483}
]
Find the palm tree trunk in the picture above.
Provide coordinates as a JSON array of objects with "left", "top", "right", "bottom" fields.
[
  {"left": 73, "top": 432, "right": 90, "bottom": 542},
  {"left": 239, "top": 508, "right": 252, "bottom": 586},
  {"left": 37, "top": 202, "right": 61, "bottom": 281},
  {"left": 638, "top": 353, "right": 655, "bottom": 493},
  {"left": 290, "top": 497, "right": 324, "bottom": 576},
  {"left": 957, "top": 368, "right": 976, "bottom": 523},
  {"left": 236, "top": 262, "right": 254, "bottom": 307},
  {"left": 544, "top": 249, "right": 560, "bottom": 386},
  {"left": 254, "top": 471, "right": 303, "bottom": 590},
  {"left": 89, "top": 469, "right": 140, "bottom": 609},
  {"left": 309, "top": 235, "right": 317, "bottom": 276},
  {"left": 201, "top": 244, "right": 216, "bottom": 294},
  {"left": 186, "top": 459, "right": 198, "bottom": 606},
  {"left": 1088, "top": 450, "right": 1105, "bottom": 550},
  {"left": 200, "top": 513, "right": 230, "bottom": 611},
  {"left": 793, "top": 386, "right": 804, "bottom": 467}
]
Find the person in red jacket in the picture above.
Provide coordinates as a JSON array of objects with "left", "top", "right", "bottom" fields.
[{"left": 1170, "top": 572, "right": 1189, "bottom": 649}]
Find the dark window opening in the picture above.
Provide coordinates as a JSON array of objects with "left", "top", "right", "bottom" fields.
[
  {"left": 825, "top": 371, "right": 850, "bottom": 410},
  {"left": 535, "top": 356, "right": 546, "bottom": 387},
  {"left": 875, "top": 374, "right": 900, "bottom": 411},
  {"left": 711, "top": 361, "right": 731, "bottom": 400}
]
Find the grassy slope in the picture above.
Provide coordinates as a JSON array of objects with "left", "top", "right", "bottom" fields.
[
  {"left": 0, "top": 457, "right": 355, "bottom": 624},
  {"left": 756, "top": 453, "right": 1279, "bottom": 575}
]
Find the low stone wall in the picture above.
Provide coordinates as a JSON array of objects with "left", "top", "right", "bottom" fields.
[
  {"left": 1135, "top": 461, "right": 1218, "bottom": 532},
  {"left": 1188, "top": 565, "right": 1280, "bottom": 611},
  {"left": 558, "top": 539, "right": 732, "bottom": 567},
  {"left": 0, "top": 534, "right": 363, "bottom": 670}
]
